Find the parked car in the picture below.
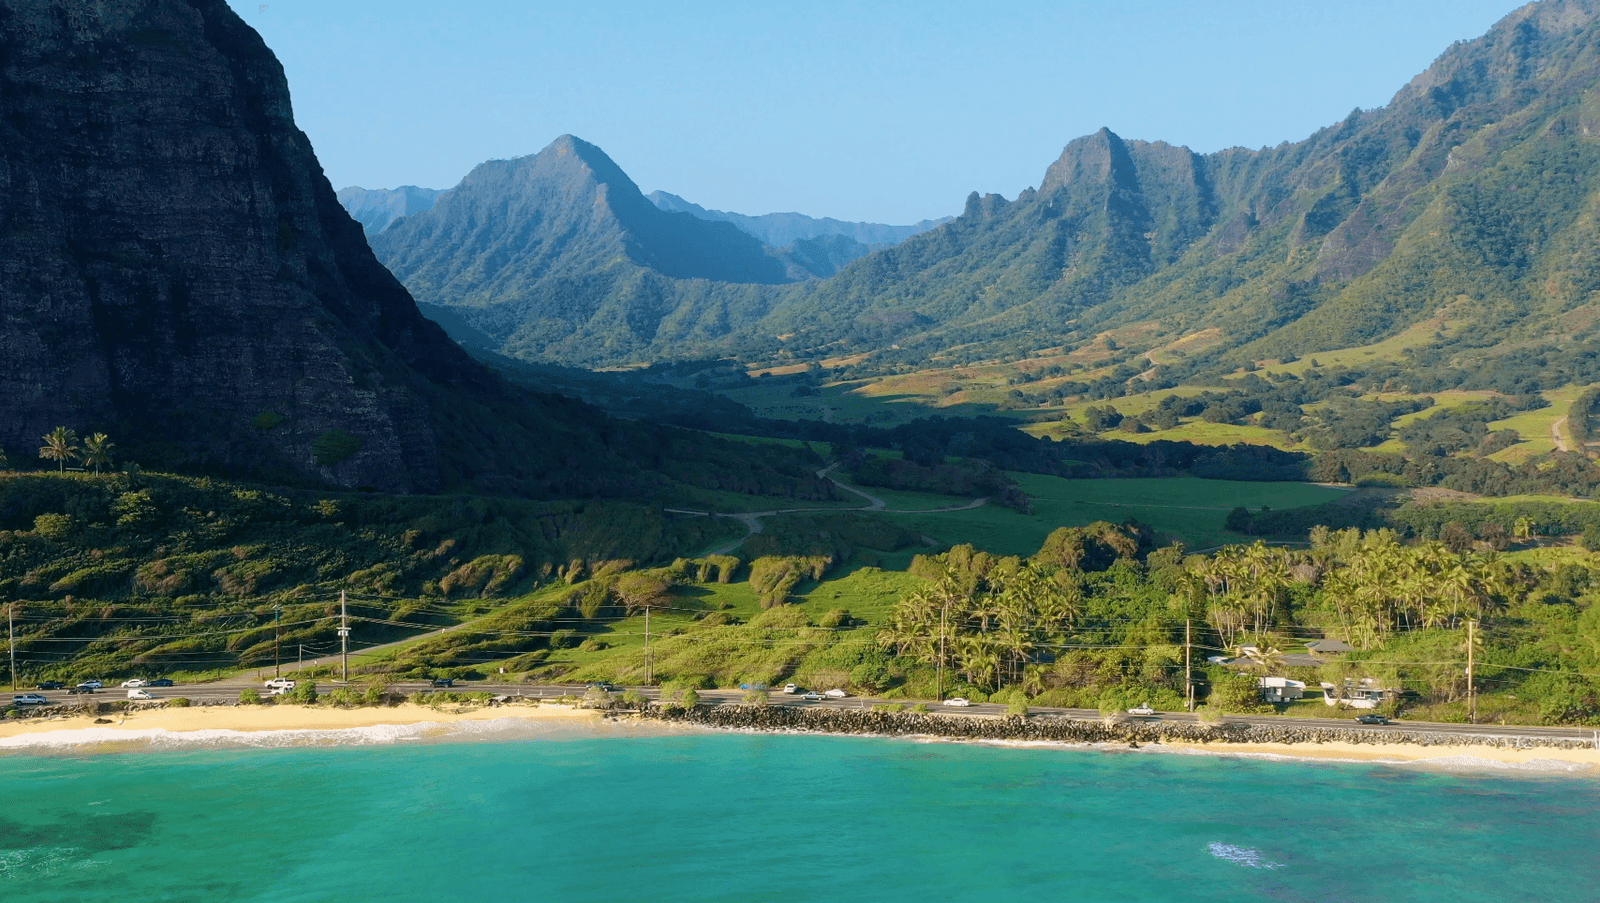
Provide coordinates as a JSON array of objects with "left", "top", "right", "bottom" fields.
[
  {"left": 67, "top": 686, "right": 96, "bottom": 695},
  {"left": 782, "top": 684, "right": 799, "bottom": 694},
  {"left": 737, "top": 683, "right": 768, "bottom": 691},
  {"left": 824, "top": 688, "right": 848, "bottom": 698},
  {"left": 431, "top": 678, "right": 455, "bottom": 688},
  {"left": 943, "top": 697, "right": 972, "bottom": 707},
  {"left": 121, "top": 679, "right": 148, "bottom": 688},
  {"left": 147, "top": 678, "right": 174, "bottom": 687},
  {"left": 1355, "top": 714, "right": 1390, "bottom": 725},
  {"left": 584, "top": 681, "right": 614, "bottom": 692},
  {"left": 264, "top": 678, "right": 295, "bottom": 690},
  {"left": 12, "top": 694, "right": 48, "bottom": 706},
  {"left": 76, "top": 680, "right": 103, "bottom": 690},
  {"left": 127, "top": 689, "right": 154, "bottom": 700},
  {"left": 1127, "top": 704, "right": 1156, "bottom": 716},
  {"left": 35, "top": 681, "right": 64, "bottom": 690},
  {"left": 801, "top": 692, "right": 826, "bottom": 702}
]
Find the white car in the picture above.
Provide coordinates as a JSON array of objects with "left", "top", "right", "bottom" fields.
[
  {"left": 1127, "top": 704, "right": 1155, "bottom": 716},
  {"left": 121, "top": 679, "right": 147, "bottom": 688},
  {"left": 12, "top": 694, "right": 48, "bottom": 706},
  {"left": 782, "top": 684, "right": 799, "bottom": 694},
  {"left": 943, "top": 697, "right": 972, "bottom": 707},
  {"left": 264, "top": 678, "right": 296, "bottom": 690},
  {"left": 77, "top": 680, "right": 103, "bottom": 690},
  {"left": 824, "top": 688, "right": 848, "bottom": 698},
  {"left": 127, "top": 689, "right": 154, "bottom": 700}
]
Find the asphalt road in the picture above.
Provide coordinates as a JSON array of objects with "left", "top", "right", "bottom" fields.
[{"left": 17, "top": 679, "right": 1599, "bottom": 744}]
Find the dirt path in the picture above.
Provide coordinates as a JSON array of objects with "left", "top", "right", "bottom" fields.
[
  {"left": 1552, "top": 414, "right": 1570, "bottom": 452},
  {"left": 669, "top": 462, "right": 988, "bottom": 555}
]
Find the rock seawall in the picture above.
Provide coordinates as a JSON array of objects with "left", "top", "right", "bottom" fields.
[{"left": 634, "top": 705, "right": 1599, "bottom": 752}]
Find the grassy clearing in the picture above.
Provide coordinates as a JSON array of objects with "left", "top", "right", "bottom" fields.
[{"left": 885, "top": 474, "right": 1350, "bottom": 554}]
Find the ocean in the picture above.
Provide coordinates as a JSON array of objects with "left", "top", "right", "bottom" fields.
[{"left": 2, "top": 718, "right": 1596, "bottom": 902}]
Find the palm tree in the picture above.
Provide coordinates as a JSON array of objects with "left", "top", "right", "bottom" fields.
[
  {"left": 38, "top": 427, "right": 79, "bottom": 473},
  {"left": 82, "top": 433, "right": 114, "bottom": 474}
]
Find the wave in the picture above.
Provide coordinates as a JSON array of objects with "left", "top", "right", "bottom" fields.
[
  {"left": 0, "top": 717, "right": 616, "bottom": 755},
  {"left": 1207, "top": 842, "right": 1284, "bottom": 869}
]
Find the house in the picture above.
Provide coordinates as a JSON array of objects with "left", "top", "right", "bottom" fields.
[
  {"left": 1258, "top": 676, "right": 1306, "bottom": 703},
  {"left": 1307, "top": 639, "right": 1354, "bottom": 655},
  {"left": 1319, "top": 678, "right": 1397, "bottom": 709}
]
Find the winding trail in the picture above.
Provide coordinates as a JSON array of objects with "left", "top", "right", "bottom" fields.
[
  {"left": 1552, "top": 414, "right": 1571, "bottom": 453},
  {"left": 666, "top": 462, "right": 988, "bottom": 555}
]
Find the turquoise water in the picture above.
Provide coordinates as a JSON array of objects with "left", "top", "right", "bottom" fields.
[{"left": 2, "top": 720, "right": 1598, "bottom": 902}]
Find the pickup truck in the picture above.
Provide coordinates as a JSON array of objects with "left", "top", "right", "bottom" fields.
[{"left": 263, "top": 678, "right": 296, "bottom": 690}]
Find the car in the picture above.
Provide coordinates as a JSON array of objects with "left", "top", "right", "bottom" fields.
[
  {"left": 263, "top": 678, "right": 295, "bottom": 690},
  {"left": 67, "top": 686, "right": 96, "bottom": 695},
  {"left": 147, "top": 678, "right": 174, "bottom": 687},
  {"left": 737, "top": 683, "right": 768, "bottom": 691},
  {"left": 801, "top": 692, "right": 826, "bottom": 701},
  {"left": 584, "top": 681, "right": 614, "bottom": 692},
  {"left": 782, "top": 683, "right": 799, "bottom": 694},
  {"left": 12, "top": 694, "right": 48, "bottom": 706},
  {"left": 1355, "top": 714, "right": 1390, "bottom": 725},
  {"left": 943, "top": 697, "right": 972, "bottom": 707},
  {"left": 127, "top": 689, "right": 154, "bottom": 700},
  {"left": 824, "top": 688, "right": 848, "bottom": 698},
  {"left": 265, "top": 686, "right": 289, "bottom": 696},
  {"left": 77, "top": 680, "right": 103, "bottom": 690},
  {"left": 1127, "top": 704, "right": 1156, "bottom": 716},
  {"left": 35, "top": 681, "right": 65, "bottom": 690},
  {"left": 121, "top": 679, "right": 148, "bottom": 688},
  {"left": 431, "top": 678, "right": 455, "bottom": 688}
]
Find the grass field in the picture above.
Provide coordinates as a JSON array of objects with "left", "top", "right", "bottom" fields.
[{"left": 884, "top": 474, "right": 1351, "bottom": 555}]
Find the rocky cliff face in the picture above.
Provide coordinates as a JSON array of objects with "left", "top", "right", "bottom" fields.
[{"left": 0, "top": 1, "right": 688, "bottom": 497}]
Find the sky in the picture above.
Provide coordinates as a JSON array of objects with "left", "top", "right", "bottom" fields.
[{"left": 228, "top": 0, "right": 1522, "bottom": 224}]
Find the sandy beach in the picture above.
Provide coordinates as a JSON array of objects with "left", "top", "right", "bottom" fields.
[
  {"left": 0, "top": 701, "right": 599, "bottom": 742},
  {"left": 1160, "top": 737, "right": 1600, "bottom": 770}
]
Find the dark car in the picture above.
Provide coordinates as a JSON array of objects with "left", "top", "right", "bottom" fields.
[
  {"left": 68, "top": 686, "right": 96, "bottom": 695},
  {"left": 585, "top": 682, "right": 616, "bottom": 692},
  {"left": 147, "top": 678, "right": 174, "bottom": 687},
  {"left": 430, "top": 678, "right": 455, "bottom": 688},
  {"left": 36, "top": 681, "right": 65, "bottom": 690},
  {"left": 1355, "top": 714, "right": 1390, "bottom": 725}
]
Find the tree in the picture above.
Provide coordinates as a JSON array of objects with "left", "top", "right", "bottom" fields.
[
  {"left": 39, "top": 427, "right": 78, "bottom": 472},
  {"left": 82, "top": 433, "right": 114, "bottom": 474}
]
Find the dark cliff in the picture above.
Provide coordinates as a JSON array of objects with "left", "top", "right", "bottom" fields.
[{"left": 0, "top": 1, "right": 688, "bottom": 496}]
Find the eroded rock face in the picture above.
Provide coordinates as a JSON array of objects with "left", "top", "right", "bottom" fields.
[{"left": 0, "top": 0, "right": 495, "bottom": 491}]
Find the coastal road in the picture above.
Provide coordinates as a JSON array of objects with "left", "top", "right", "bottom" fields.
[{"left": 32, "top": 679, "right": 1600, "bottom": 746}]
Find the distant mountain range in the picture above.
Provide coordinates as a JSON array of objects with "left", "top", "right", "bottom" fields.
[
  {"left": 370, "top": 0, "right": 1600, "bottom": 394},
  {"left": 336, "top": 185, "right": 450, "bottom": 235},
  {"left": 644, "top": 191, "right": 951, "bottom": 248}
]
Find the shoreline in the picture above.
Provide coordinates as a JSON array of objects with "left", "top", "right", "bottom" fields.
[
  {"left": 3, "top": 702, "right": 1598, "bottom": 772},
  {"left": 0, "top": 701, "right": 598, "bottom": 745}
]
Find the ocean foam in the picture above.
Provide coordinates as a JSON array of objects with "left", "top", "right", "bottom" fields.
[
  {"left": 0, "top": 717, "right": 588, "bottom": 754},
  {"left": 1207, "top": 842, "right": 1284, "bottom": 869}
]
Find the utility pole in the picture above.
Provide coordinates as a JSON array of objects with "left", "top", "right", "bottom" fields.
[
  {"left": 273, "top": 605, "right": 282, "bottom": 678},
  {"left": 338, "top": 590, "right": 349, "bottom": 683},
  {"left": 7, "top": 603, "right": 16, "bottom": 692},
  {"left": 1185, "top": 618, "right": 1193, "bottom": 712},
  {"left": 297, "top": 644, "right": 303, "bottom": 671},
  {"left": 643, "top": 606, "right": 652, "bottom": 685},
  {"left": 1467, "top": 619, "right": 1477, "bottom": 724}
]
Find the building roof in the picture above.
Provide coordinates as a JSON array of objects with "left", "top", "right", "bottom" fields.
[{"left": 1307, "top": 639, "right": 1354, "bottom": 653}]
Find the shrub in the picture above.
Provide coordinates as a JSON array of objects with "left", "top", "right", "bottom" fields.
[
  {"left": 311, "top": 430, "right": 362, "bottom": 466},
  {"left": 742, "top": 689, "right": 770, "bottom": 707},
  {"left": 620, "top": 689, "right": 648, "bottom": 709},
  {"left": 681, "top": 687, "right": 701, "bottom": 709},
  {"left": 1007, "top": 700, "right": 1029, "bottom": 716},
  {"left": 239, "top": 688, "right": 261, "bottom": 705},
  {"left": 910, "top": 703, "right": 928, "bottom": 714},
  {"left": 166, "top": 697, "right": 191, "bottom": 708},
  {"left": 286, "top": 681, "right": 319, "bottom": 705}
]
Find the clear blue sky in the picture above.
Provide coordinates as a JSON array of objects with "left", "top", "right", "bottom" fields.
[{"left": 228, "top": 0, "right": 1521, "bottom": 224}]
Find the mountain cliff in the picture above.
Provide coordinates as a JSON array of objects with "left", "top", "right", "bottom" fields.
[
  {"left": 0, "top": 0, "right": 828, "bottom": 500},
  {"left": 336, "top": 185, "right": 449, "bottom": 235}
]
